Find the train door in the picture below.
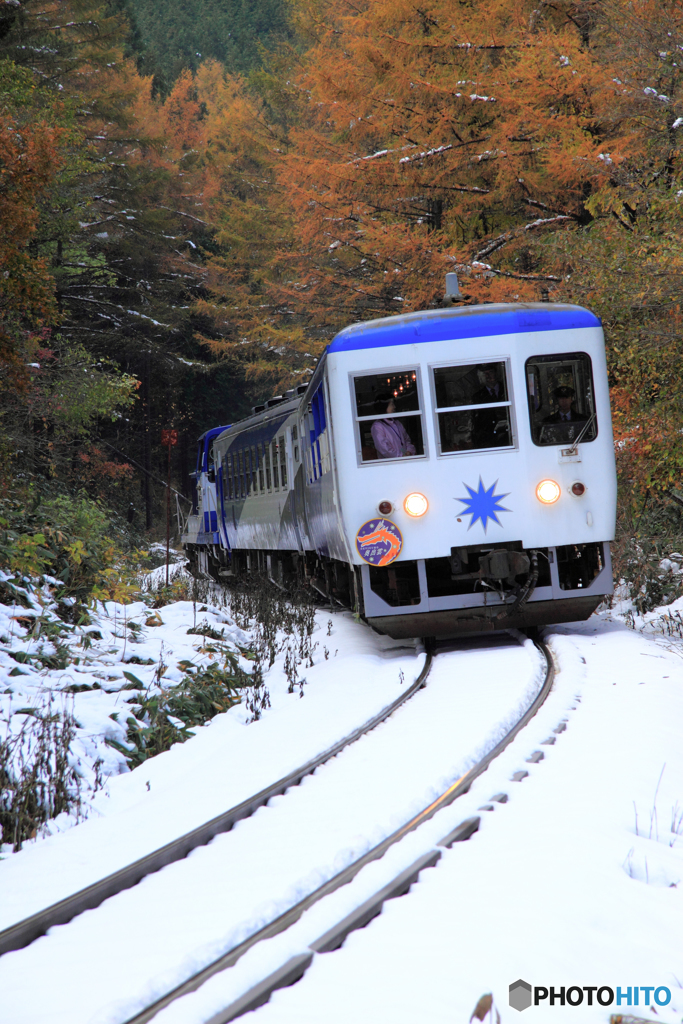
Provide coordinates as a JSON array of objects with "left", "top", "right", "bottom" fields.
[
  {"left": 286, "top": 426, "right": 303, "bottom": 552},
  {"left": 217, "top": 448, "right": 231, "bottom": 553},
  {"left": 201, "top": 441, "right": 218, "bottom": 537},
  {"left": 291, "top": 418, "right": 311, "bottom": 550}
]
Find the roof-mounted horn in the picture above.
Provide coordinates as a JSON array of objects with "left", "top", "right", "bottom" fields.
[{"left": 441, "top": 271, "right": 464, "bottom": 307}]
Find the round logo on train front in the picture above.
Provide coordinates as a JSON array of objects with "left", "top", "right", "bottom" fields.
[{"left": 355, "top": 518, "right": 403, "bottom": 567}]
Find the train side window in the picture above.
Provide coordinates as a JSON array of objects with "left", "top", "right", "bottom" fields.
[
  {"left": 227, "top": 456, "right": 235, "bottom": 503},
  {"left": 526, "top": 352, "right": 597, "bottom": 447},
  {"left": 243, "top": 448, "right": 248, "bottom": 497},
  {"left": 265, "top": 443, "right": 272, "bottom": 490},
  {"left": 432, "top": 361, "right": 513, "bottom": 454},
  {"left": 279, "top": 435, "right": 287, "bottom": 487},
  {"left": 248, "top": 446, "right": 256, "bottom": 495},
  {"left": 353, "top": 369, "right": 424, "bottom": 462},
  {"left": 255, "top": 442, "right": 263, "bottom": 492},
  {"left": 271, "top": 440, "right": 280, "bottom": 489}
]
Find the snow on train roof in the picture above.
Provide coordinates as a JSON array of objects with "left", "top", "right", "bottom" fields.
[{"left": 328, "top": 302, "right": 600, "bottom": 353}]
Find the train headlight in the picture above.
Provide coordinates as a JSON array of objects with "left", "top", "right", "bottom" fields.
[
  {"left": 571, "top": 481, "right": 586, "bottom": 496},
  {"left": 536, "top": 479, "right": 561, "bottom": 505},
  {"left": 404, "top": 492, "right": 429, "bottom": 517},
  {"left": 378, "top": 500, "right": 393, "bottom": 515}
]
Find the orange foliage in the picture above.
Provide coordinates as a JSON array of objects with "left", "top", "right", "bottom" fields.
[
  {"left": 195, "top": 0, "right": 683, "bottom": 502},
  {"left": 198, "top": 0, "right": 638, "bottom": 352},
  {"left": 78, "top": 446, "right": 135, "bottom": 487},
  {"left": 0, "top": 95, "right": 64, "bottom": 391}
]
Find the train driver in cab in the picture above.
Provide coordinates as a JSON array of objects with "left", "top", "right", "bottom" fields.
[
  {"left": 544, "top": 385, "right": 586, "bottom": 424},
  {"left": 542, "top": 384, "right": 587, "bottom": 444},
  {"left": 371, "top": 392, "right": 417, "bottom": 459}
]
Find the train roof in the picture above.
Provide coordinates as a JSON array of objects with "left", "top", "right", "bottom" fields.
[
  {"left": 198, "top": 424, "right": 231, "bottom": 443},
  {"left": 209, "top": 303, "right": 601, "bottom": 444},
  {"left": 328, "top": 302, "right": 600, "bottom": 354},
  {"left": 212, "top": 395, "right": 300, "bottom": 447}
]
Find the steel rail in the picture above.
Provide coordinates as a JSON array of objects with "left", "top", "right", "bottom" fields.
[
  {"left": 124, "top": 636, "right": 555, "bottom": 1024},
  {"left": 0, "top": 648, "right": 432, "bottom": 958}
]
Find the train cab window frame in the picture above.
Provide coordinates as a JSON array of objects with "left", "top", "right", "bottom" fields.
[
  {"left": 351, "top": 367, "right": 426, "bottom": 465},
  {"left": 525, "top": 352, "right": 598, "bottom": 447},
  {"left": 430, "top": 358, "right": 516, "bottom": 456}
]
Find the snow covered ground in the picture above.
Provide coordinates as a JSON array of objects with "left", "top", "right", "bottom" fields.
[
  {"left": 0, "top": 619, "right": 545, "bottom": 1024},
  {"left": 148, "top": 617, "right": 683, "bottom": 1024},
  {"left": 0, "top": 564, "right": 254, "bottom": 848},
  {"left": 0, "top": 574, "right": 430, "bottom": 921},
  {"left": 0, "top": 577, "right": 681, "bottom": 1024}
]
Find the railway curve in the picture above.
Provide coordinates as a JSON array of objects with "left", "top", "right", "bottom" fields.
[{"left": 124, "top": 635, "right": 554, "bottom": 1024}]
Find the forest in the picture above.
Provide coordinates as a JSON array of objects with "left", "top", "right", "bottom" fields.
[{"left": 1, "top": 0, "right": 683, "bottom": 603}]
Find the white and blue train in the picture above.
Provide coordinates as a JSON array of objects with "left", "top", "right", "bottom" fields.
[{"left": 183, "top": 286, "right": 616, "bottom": 638}]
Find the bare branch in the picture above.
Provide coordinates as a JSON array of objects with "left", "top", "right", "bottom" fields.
[
  {"left": 157, "top": 206, "right": 208, "bottom": 226},
  {"left": 474, "top": 215, "right": 573, "bottom": 260},
  {"left": 470, "top": 260, "right": 562, "bottom": 282}
]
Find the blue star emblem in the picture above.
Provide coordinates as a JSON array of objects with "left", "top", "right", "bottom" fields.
[{"left": 456, "top": 478, "right": 511, "bottom": 533}]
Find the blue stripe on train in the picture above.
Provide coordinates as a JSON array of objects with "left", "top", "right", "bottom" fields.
[
  {"left": 328, "top": 304, "right": 600, "bottom": 353},
  {"left": 203, "top": 511, "right": 218, "bottom": 532}
]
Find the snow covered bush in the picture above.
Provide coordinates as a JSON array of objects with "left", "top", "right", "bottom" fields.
[
  {"left": 611, "top": 536, "right": 683, "bottom": 614},
  {"left": 0, "top": 695, "right": 91, "bottom": 852},
  {"left": 108, "top": 656, "right": 249, "bottom": 768}
]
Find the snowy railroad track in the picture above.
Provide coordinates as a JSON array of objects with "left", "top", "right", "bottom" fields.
[
  {"left": 0, "top": 631, "right": 551, "bottom": 1024},
  {"left": 124, "top": 636, "right": 554, "bottom": 1024},
  {"left": 0, "top": 649, "right": 433, "bottom": 958}
]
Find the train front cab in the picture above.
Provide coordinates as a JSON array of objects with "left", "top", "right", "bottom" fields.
[{"left": 326, "top": 304, "right": 617, "bottom": 639}]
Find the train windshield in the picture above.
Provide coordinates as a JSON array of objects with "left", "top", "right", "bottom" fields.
[
  {"left": 525, "top": 352, "right": 597, "bottom": 446},
  {"left": 432, "top": 360, "right": 513, "bottom": 454},
  {"left": 353, "top": 370, "right": 425, "bottom": 462}
]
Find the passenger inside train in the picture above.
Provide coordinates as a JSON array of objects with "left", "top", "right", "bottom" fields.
[
  {"left": 354, "top": 370, "right": 424, "bottom": 462},
  {"left": 371, "top": 393, "right": 417, "bottom": 459},
  {"left": 434, "top": 361, "right": 512, "bottom": 453}
]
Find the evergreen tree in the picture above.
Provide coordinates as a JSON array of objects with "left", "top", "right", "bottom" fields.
[
  {"left": 0, "top": 1, "right": 254, "bottom": 523},
  {"left": 120, "top": 0, "right": 293, "bottom": 96}
]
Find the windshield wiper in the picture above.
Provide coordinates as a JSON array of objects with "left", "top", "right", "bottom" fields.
[{"left": 565, "top": 410, "right": 596, "bottom": 455}]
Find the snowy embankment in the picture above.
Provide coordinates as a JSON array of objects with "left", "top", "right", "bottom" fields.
[
  {"left": 0, "top": 571, "right": 429, "bottom": 925},
  {"left": 0, "top": 566, "right": 250, "bottom": 793}
]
